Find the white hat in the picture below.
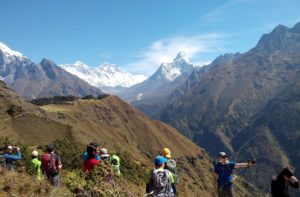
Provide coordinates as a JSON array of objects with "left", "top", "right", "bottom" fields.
[
  {"left": 100, "top": 148, "right": 110, "bottom": 158},
  {"left": 32, "top": 150, "right": 39, "bottom": 157},
  {"left": 7, "top": 146, "right": 13, "bottom": 150}
]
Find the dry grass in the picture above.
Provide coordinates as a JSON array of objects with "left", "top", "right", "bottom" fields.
[{"left": 0, "top": 169, "right": 71, "bottom": 197}]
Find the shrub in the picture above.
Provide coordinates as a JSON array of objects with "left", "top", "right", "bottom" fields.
[
  {"left": 82, "top": 95, "right": 95, "bottom": 100},
  {"left": 115, "top": 149, "right": 147, "bottom": 185},
  {"left": 97, "top": 94, "right": 110, "bottom": 100},
  {"left": 66, "top": 163, "right": 130, "bottom": 197},
  {"left": 52, "top": 138, "right": 83, "bottom": 169},
  {"left": 30, "top": 95, "right": 79, "bottom": 106}
]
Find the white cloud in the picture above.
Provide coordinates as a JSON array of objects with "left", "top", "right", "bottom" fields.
[{"left": 123, "top": 33, "right": 225, "bottom": 76}]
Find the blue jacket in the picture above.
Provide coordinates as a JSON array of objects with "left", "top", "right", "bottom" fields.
[
  {"left": 82, "top": 151, "right": 100, "bottom": 161},
  {"left": 0, "top": 151, "right": 22, "bottom": 171}
]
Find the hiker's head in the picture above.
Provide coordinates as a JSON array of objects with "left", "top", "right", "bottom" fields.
[
  {"left": 279, "top": 167, "right": 294, "bottom": 180},
  {"left": 162, "top": 148, "right": 171, "bottom": 159},
  {"left": 155, "top": 156, "right": 168, "bottom": 168},
  {"left": 31, "top": 150, "right": 39, "bottom": 158},
  {"left": 46, "top": 144, "right": 54, "bottom": 153},
  {"left": 5, "top": 145, "right": 13, "bottom": 154},
  {"left": 218, "top": 152, "right": 228, "bottom": 163},
  {"left": 100, "top": 148, "right": 110, "bottom": 159},
  {"left": 87, "top": 144, "right": 98, "bottom": 158}
]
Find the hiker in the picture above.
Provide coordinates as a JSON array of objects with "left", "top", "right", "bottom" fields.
[
  {"left": 82, "top": 142, "right": 100, "bottom": 161},
  {"left": 110, "top": 154, "right": 121, "bottom": 176},
  {"left": 27, "top": 150, "right": 42, "bottom": 181},
  {"left": 83, "top": 143, "right": 101, "bottom": 172},
  {"left": 146, "top": 155, "right": 177, "bottom": 197},
  {"left": 100, "top": 148, "right": 110, "bottom": 163},
  {"left": 0, "top": 145, "right": 21, "bottom": 171},
  {"left": 213, "top": 152, "right": 255, "bottom": 197},
  {"left": 41, "top": 144, "right": 62, "bottom": 187},
  {"left": 161, "top": 148, "right": 179, "bottom": 185},
  {"left": 271, "top": 167, "right": 299, "bottom": 197}
]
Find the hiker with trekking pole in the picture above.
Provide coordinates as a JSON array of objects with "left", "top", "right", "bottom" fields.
[{"left": 213, "top": 152, "right": 255, "bottom": 197}]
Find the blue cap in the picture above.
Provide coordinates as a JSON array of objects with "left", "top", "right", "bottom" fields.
[{"left": 155, "top": 156, "right": 168, "bottom": 165}]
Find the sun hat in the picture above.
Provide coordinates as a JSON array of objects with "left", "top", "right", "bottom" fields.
[
  {"left": 32, "top": 150, "right": 39, "bottom": 157},
  {"left": 100, "top": 148, "right": 110, "bottom": 158},
  {"left": 7, "top": 145, "right": 13, "bottom": 150},
  {"left": 162, "top": 148, "right": 171, "bottom": 159},
  {"left": 155, "top": 156, "right": 168, "bottom": 165}
]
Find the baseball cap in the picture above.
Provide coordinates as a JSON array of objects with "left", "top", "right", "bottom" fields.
[
  {"left": 155, "top": 156, "right": 168, "bottom": 165},
  {"left": 218, "top": 152, "right": 227, "bottom": 158},
  {"left": 162, "top": 148, "right": 171, "bottom": 159}
]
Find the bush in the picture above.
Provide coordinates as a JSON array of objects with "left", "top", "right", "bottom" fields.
[
  {"left": 97, "top": 94, "right": 110, "bottom": 100},
  {"left": 30, "top": 95, "right": 79, "bottom": 105},
  {"left": 52, "top": 138, "right": 83, "bottom": 169},
  {"left": 81, "top": 95, "right": 95, "bottom": 100},
  {"left": 66, "top": 163, "right": 130, "bottom": 197},
  {"left": 115, "top": 150, "right": 147, "bottom": 185}
]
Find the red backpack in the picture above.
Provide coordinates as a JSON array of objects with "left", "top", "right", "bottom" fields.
[{"left": 41, "top": 153, "right": 60, "bottom": 176}]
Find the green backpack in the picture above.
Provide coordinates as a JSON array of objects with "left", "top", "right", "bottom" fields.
[{"left": 166, "top": 159, "right": 179, "bottom": 185}]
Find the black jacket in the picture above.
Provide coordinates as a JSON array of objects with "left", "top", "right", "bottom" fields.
[{"left": 271, "top": 178, "right": 299, "bottom": 197}]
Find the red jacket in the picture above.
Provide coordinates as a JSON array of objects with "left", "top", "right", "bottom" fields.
[{"left": 83, "top": 158, "right": 100, "bottom": 172}]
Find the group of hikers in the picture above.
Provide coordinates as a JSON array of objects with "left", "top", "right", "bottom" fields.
[
  {"left": 0, "top": 142, "right": 120, "bottom": 187},
  {"left": 0, "top": 143, "right": 299, "bottom": 197}
]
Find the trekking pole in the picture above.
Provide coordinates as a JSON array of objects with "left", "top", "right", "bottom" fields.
[{"left": 143, "top": 191, "right": 154, "bottom": 197}]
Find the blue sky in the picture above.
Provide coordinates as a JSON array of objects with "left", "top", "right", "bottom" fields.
[{"left": 0, "top": 0, "right": 299, "bottom": 76}]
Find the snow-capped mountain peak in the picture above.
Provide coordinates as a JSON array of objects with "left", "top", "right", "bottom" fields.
[
  {"left": 60, "top": 61, "right": 146, "bottom": 92},
  {"left": 73, "top": 61, "right": 89, "bottom": 68},
  {"left": 97, "top": 62, "right": 121, "bottom": 73},
  {"left": 0, "top": 42, "right": 24, "bottom": 58},
  {"left": 154, "top": 52, "right": 193, "bottom": 81},
  {"left": 173, "top": 51, "right": 189, "bottom": 64}
]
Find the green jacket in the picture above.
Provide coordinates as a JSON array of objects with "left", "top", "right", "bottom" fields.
[
  {"left": 110, "top": 155, "right": 121, "bottom": 176},
  {"left": 28, "top": 158, "right": 42, "bottom": 180}
]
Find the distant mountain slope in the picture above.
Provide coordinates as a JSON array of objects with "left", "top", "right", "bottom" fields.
[
  {"left": 0, "top": 80, "right": 263, "bottom": 196},
  {"left": 0, "top": 43, "right": 102, "bottom": 99},
  {"left": 60, "top": 61, "right": 146, "bottom": 94},
  {"left": 159, "top": 22, "right": 300, "bottom": 192}
]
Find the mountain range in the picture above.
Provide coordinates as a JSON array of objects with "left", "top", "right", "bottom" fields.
[
  {"left": 60, "top": 61, "right": 146, "bottom": 94},
  {"left": 0, "top": 43, "right": 102, "bottom": 99},
  {"left": 159, "top": 22, "right": 300, "bottom": 194}
]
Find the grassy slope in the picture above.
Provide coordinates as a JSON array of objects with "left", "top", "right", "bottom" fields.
[{"left": 0, "top": 81, "right": 263, "bottom": 196}]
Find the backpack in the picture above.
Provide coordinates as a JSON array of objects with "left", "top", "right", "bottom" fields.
[
  {"left": 42, "top": 153, "right": 59, "bottom": 176},
  {"left": 165, "top": 159, "right": 179, "bottom": 185},
  {"left": 150, "top": 169, "right": 171, "bottom": 196}
]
